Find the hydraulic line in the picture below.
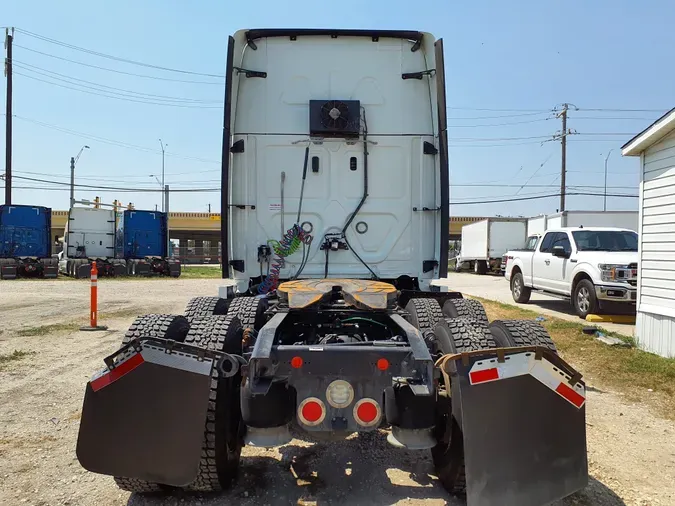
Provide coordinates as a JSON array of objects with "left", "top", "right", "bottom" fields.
[{"left": 258, "top": 147, "right": 312, "bottom": 294}]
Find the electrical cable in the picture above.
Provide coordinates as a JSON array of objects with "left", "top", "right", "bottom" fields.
[
  {"left": 14, "top": 72, "right": 221, "bottom": 109},
  {"left": 340, "top": 108, "right": 379, "bottom": 280},
  {"left": 14, "top": 44, "right": 224, "bottom": 85},
  {"left": 12, "top": 61, "right": 222, "bottom": 103},
  {"left": 14, "top": 28, "right": 225, "bottom": 78}
]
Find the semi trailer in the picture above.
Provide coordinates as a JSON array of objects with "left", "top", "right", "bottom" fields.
[
  {"left": 76, "top": 29, "right": 588, "bottom": 506},
  {"left": 0, "top": 204, "right": 58, "bottom": 280},
  {"left": 116, "top": 209, "right": 180, "bottom": 277},
  {"left": 59, "top": 206, "right": 125, "bottom": 278},
  {"left": 59, "top": 206, "right": 180, "bottom": 278}
]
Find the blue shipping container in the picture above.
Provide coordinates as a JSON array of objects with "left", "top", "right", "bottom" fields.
[
  {"left": 116, "top": 210, "right": 168, "bottom": 259},
  {"left": 0, "top": 205, "right": 52, "bottom": 258}
]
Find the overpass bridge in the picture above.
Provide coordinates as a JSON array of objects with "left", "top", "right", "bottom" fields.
[{"left": 50, "top": 211, "right": 487, "bottom": 262}]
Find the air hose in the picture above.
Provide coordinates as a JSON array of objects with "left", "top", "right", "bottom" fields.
[{"left": 258, "top": 147, "right": 312, "bottom": 294}]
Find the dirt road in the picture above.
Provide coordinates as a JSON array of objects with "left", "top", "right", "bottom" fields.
[{"left": 1, "top": 279, "right": 673, "bottom": 506}]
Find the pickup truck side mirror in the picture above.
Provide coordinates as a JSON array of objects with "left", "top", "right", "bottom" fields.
[{"left": 552, "top": 245, "right": 569, "bottom": 258}]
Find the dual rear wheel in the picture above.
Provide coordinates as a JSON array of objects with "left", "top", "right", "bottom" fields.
[{"left": 404, "top": 297, "right": 556, "bottom": 496}]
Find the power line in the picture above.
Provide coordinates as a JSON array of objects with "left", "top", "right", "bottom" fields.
[
  {"left": 447, "top": 117, "right": 554, "bottom": 127},
  {"left": 13, "top": 61, "right": 222, "bottom": 103},
  {"left": 446, "top": 111, "right": 552, "bottom": 120},
  {"left": 450, "top": 192, "right": 638, "bottom": 206},
  {"left": 576, "top": 108, "right": 668, "bottom": 113},
  {"left": 446, "top": 107, "right": 551, "bottom": 112},
  {"left": 14, "top": 28, "right": 225, "bottom": 79},
  {"left": 13, "top": 115, "right": 220, "bottom": 164},
  {"left": 14, "top": 71, "right": 222, "bottom": 109},
  {"left": 14, "top": 44, "right": 224, "bottom": 85}
]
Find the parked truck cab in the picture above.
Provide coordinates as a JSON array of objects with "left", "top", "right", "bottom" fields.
[{"left": 505, "top": 227, "right": 638, "bottom": 318}]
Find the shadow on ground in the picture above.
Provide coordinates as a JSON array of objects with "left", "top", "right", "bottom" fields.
[{"left": 126, "top": 431, "right": 626, "bottom": 506}]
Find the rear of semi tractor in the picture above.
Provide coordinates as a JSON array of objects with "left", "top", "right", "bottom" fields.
[
  {"left": 0, "top": 204, "right": 58, "bottom": 279},
  {"left": 116, "top": 209, "right": 180, "bottom": 277},
  {"left": 76, "top": 29, "right": 588, "bottom": 505}
]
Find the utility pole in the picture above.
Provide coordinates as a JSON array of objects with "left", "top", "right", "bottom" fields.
[
  {"left": 158, "top": 139, "right": 167, "bottom": 212},
  {"left": 604, "top": 149, "right": 614, "bottom": 212},
  {"left": 70, "top": 145, "right": 90, "bottom": 208},
  {"left": 558, "top": 104, "right": 568, "bottom": 212},
  {"left": 555, "top": 103, "right": 576, "bottom": 212},
  {"left": 164, "top": 185, "right": 170, "bottom": 257},
  {"left": 4, "top": 28, "right": 13, "bottom": 205},
  {"left": 208, "top": 203, "right": 211, "bottom": 213}
]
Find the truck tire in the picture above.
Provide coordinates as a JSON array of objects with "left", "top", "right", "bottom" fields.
[
  {"left": 573, "top": 279, "right": 598, "bottom": 319},
  {"left": 184, "top": 296, "right": 231, "bottom": 322},
  {"left": 510, "top": 271, "right": 531, "bottom": 303},
  {"left": 473, "top": 260, "right": 487, "bottom": 275},
  {"left": 442, "top": 299, "right": 488, "bottom": 325},
  {"left": 184, "top": 315, "right": 244, "bottom": 491},
  {"left": 405, "top": 298, "right": 444, "bottom": 332},
  {"left": 488, "top": 320, "right": 557, "bottom": 353},
  {"left": 113, "top": 476, "right": 163, "bottom": 494},
  {"left": 122, "top": 314, "right": 190, "bottom": 346},
  {"left": 227, "top": 296, "right": 269, "bottom": 331},
  {"left": 430, "top": 318, "right": 496, "bottom": 496}
]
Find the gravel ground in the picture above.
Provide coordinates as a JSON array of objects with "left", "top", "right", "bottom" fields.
[{"left": 1, "top": 278, "right": 673, "bottom": 506}]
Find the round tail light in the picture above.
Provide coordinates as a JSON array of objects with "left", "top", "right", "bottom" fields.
[
  {"left": 298, "top": 397, "right": 326, "bottom": 426},
  {"left": 353, "top": 398, "right": 381, "bottom": 427},
  {"left": 326, "top": 380, "right": 354, "bottom": 408}
]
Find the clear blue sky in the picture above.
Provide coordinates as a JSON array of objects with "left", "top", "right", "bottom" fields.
[{"left": 2, "top": 0, "right": 673, "bottom": 216}]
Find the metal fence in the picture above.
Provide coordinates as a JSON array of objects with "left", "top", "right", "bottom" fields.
[{"left": 173, "top": 247, "right": 220, "bottom": 265}]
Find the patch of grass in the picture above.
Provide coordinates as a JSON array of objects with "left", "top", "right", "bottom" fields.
[
  {"left": 179, "top": 265, "right": 221, "bottom": 279},
  {"left": 476, "top": 298, "right": 675, "bottom": 420},
  {"left": 16, "top": 323, "right": 79, "bottom": 337},
  {"left": 0, "top": 350, "right": 35, "bottom": 370}
]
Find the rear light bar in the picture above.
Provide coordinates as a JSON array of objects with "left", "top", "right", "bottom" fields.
[{"left": 468, "top": 352, "right": 586, "bottom": 409}]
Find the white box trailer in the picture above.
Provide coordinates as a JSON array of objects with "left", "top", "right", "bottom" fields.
[
  {"left": 59, "top": 206, "right": 125, "bottom": 278},
  {"left": 457, "top": 218, "right": 528, "bottom": 274},
  {"left": 526, "top": 211, "right": 638, "bottom": 238}
]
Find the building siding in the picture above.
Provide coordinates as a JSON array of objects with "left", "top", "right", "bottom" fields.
[{"left": 636, "top": 130, "right": 675, "bottom": 357}]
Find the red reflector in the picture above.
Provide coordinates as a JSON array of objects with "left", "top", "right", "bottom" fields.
[
  {"left": 356, "top": 401, "right": 378, "bottom": 424},
  {"left": 556, "top": 382, "right": 585, "bottom": 408},
  {"left": 376, "top": 358, "right": 389, "bottom": 371},
  {"left": 469, "top": 367, "right": 499, "bottom": 384},
  {"left": 301, "top": 401, "right": 323, "bottom": 423},
  {"left": 291, "top": 356, "right": 303, "bottom": 369},
  {"left": 90, "top": 353, "right": 145, "bottom": 392}
]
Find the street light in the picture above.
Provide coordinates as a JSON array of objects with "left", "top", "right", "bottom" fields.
[
  {"left": 604, "top": 149, "right": 614, "bottom": 212},
  {"left": 158, "top": 139, "right": 167, "bottom": 212},
  {"left": 70, "top": 145, "right": 90, "bottom": 209}
]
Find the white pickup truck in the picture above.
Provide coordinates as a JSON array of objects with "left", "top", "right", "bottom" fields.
[{"left": 504, "top": 227, "right": 638, "bottom": 318}]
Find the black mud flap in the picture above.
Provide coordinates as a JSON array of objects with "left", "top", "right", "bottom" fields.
[
  {"left": 76, "top": 340, "right": 215, "bottom": 487},
  {"left": 447, "top": 348, "right": 588, "bottom": 506}
]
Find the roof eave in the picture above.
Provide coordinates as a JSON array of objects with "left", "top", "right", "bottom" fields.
[{"left": 621, "top": 107, "right": 675, "bottom": 156}]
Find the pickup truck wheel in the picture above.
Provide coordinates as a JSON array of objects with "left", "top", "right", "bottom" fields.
[
  {"left": 573, "top": 279, "right": 598, "bottom": 319},
  {"left": 510, "top": 272, "right": 531, "bottom": 303}
]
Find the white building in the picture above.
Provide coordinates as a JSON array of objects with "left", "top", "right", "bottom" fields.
[{"left": 622, "top": 107, "right": 675, "bottom": 358}]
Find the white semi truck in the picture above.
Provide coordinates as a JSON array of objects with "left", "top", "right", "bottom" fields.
[{"left": 76, "top": 28, "right": 589, "bottom": 506}]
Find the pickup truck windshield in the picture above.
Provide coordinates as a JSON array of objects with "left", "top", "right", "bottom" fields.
[{"left": 571, "top": 230, "right": 638, "bottom": 252}]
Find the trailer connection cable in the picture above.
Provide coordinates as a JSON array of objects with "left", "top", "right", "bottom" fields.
[
  {"left": 258, "top": 147, "right": 313, "bottom": 294},
  {"left": 341, "top": 108, "right": 379, "bottom": 280}
]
